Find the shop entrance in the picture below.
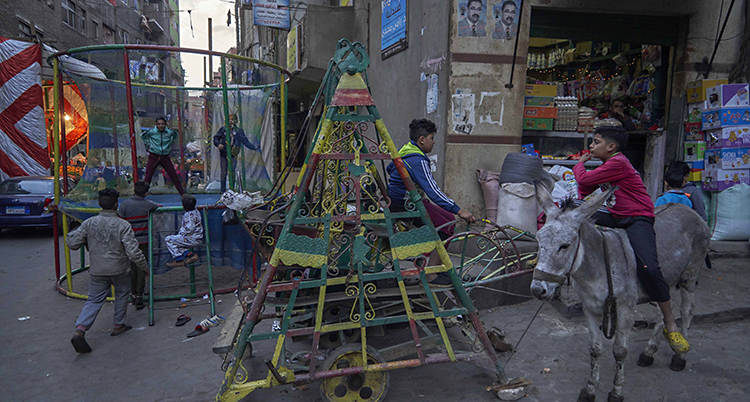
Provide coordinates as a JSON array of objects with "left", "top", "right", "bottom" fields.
[{"left": 523, "top": 9, "right": 683, "bottom": 174}]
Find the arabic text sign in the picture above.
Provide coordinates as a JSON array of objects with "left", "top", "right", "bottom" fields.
[
  {"left": 381, "top": 0, "right": 407, "bottom": 51},
  {"left": 253, "top": 0, "right": 290, "bottom": 29}
]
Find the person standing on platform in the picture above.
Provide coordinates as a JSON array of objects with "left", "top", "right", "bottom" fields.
[
  {"left": 141, "top": 116, "right": 185, "bottom": 195},
  {"left": 213, "top": 113, "right": 259, "bottom": 193},
  {"left": 118, "top": 181, "right": 160, "bottom": 310}
]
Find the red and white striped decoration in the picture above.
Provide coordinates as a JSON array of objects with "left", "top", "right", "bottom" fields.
[
  {"left": 45, "top": 83, "right": 89, "bottom": 149},
  {"left": 0, "top": 36, "right": 49, "bottom": 181}
]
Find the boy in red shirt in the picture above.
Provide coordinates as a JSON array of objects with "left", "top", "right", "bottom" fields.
[{"left": 574, "top": 126, "right": 689, "bottom": 353}]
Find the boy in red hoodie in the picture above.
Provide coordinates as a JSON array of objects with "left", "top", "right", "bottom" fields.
[{"left": 573, "top": 126, "right": 689, "bottom": 354}]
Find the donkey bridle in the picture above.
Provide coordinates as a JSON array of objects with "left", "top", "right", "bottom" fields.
[
  {"left": 532, "top": 226, "right": 583, "bottom": 285},
  {"left": 532, "top": 226, "right": 618, "bottom": 339}
]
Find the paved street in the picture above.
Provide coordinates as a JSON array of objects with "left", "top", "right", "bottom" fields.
[{"left": 2, "top": 227, "right": 749, "bottom": 402}]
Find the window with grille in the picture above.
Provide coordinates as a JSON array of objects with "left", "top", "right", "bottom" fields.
[
  {"left": 18, "top": 20, "right": 32, "bottom": 38},
  {"left": 93, "top": 21, "right": 99, "bottom": 39},
  {"left": 80, "top": 9, "right": 86, "bottom": 34},
  {"left": 62, "top": 0, "right": 77, "bottom": 29}
]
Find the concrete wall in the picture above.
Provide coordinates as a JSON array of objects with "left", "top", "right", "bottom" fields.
[{"left": 364, "top": 0, "right": 452, "bottom": 186}]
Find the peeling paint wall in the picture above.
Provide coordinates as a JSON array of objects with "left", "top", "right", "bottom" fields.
[{"left": 444, "top": 0, "right": 529, "bottom": 217}]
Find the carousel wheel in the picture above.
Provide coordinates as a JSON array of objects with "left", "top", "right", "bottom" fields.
[{"left": 319, "top": 344, "right": 390, "bottom": 402}]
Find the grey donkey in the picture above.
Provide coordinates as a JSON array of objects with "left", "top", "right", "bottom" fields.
[{"left": 530, "top": 185, "right": 710, "bottom": 402}]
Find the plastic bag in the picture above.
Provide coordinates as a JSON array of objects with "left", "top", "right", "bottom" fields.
[
  {"left": 222, "top": 209, "right": 239, "bottom": 225},
  {"left": 709, "top": 183, "right": 750, "bottom": 241}
]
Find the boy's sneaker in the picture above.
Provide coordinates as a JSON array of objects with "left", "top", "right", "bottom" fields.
[
  {"left": 71, "top": 330, "right": 92, "bottom": 353},
  {"left": 111, "top": 324, "right": 132, "bottom": 337},
  {"left": 185, "top": 253, "right": 199, "bottom": 265},
  {"left": 166, "top": 260, "right": 186, "bottom": 268},
  {"left": 135, "top": 296, "right": 145, "bottom": 310}
]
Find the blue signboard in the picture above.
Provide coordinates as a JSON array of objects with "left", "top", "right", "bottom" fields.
[
  {"left": 381, "top": 0, "right": 407, "bottom": 58},
  {"left": 253, "top": 0, "right": 290, "bottom": 30}
]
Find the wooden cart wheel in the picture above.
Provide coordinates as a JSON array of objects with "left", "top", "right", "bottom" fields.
[{"left": 319, "top": 344, "right": 390, "bottom": 402}]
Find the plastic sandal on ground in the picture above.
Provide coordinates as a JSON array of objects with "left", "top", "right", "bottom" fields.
[{"left": 187, "top": 322, "right": 210, "bottom": 337}]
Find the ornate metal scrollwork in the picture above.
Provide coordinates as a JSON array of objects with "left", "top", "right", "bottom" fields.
[{"left": 346, "top": 282, "right": 377, "bottom": 321}]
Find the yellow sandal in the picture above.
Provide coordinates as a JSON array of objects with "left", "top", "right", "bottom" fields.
[{"left": 663, "top": 328, "right": 690, "bottom": 353}]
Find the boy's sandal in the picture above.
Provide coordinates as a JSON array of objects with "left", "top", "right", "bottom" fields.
[
  {"left": 201, "top": 318, "right": 219, "bottom": 328},
  {"left": 175, "top": 314, "right": 191, "bottom": 327},
  {"left": 187, "top": 323, "right": 210, "bottom": 338},
  {"left": 210, "top": 315, "right": 226, "bottom": 324},
  {"left": 662, "top": 328, "right": 690, "bottom": 354},
  {"left": 166, "top": 260, "right": 186, "bottom": 268}
]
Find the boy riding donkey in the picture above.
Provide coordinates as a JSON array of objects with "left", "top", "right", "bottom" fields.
[{"left": 574, "top": 126, "right": 690, "bottom": 354}]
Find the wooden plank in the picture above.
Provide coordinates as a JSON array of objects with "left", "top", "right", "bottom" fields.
[{"left": 212, "top": 300, "right": 245, "bottom": 355}]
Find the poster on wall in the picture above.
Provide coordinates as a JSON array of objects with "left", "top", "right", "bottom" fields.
[
  {"left": 381, "top": 0, "right": 408, "bottom": 59},
  {"left": 287, "top": 25, "right": 300, "bottom": 72},
  {"left": 253, "top": 0, "right": 290, "bottom": 29},
  {"left": 426, "top": 74, "right": 438, "bottom": 114},
  {"left": 492, "top": 0, "right": 520, "bottom": 40},
  {"left": 452, "top": 93, "right": 476, "bottom": 135},
  {"left": 457, "top": 0, "right": 487, "bottom": 37}
]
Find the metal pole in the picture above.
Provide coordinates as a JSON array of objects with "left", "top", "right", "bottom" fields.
[
  {"left": 148, "top": 211, "right": 155, "bottom": 326},
  {"left": 177, "top": 90, "right": 185, "bottom": 190},
  {"left": 220, "top": 57, "right": 234, "bottom": 190},
  {"left": 208, "top": 18, "right": 213, "bottom": 87},
  {"left": 123, "top": 50, "right": 140, "bottom": 182},
  {"left": 58, "top": 71, "right": 69, "bottom": 194},
  {"left": 55, "top": 62, "right": 74, "bottom": 292},
  {"left": 237, "top": 88, "right": 246, "bottom": 187},
  {"left": 109, "top": 87, "right": 121, "bottom": 180},
  {"left": 204, "top": 56, "right": 207, "bottom": 87},
  {"left": 52, "top": 58, "right": 62, "bottom": 282},
  {"left": 280, "top": 77, "right": 287, "bottom": 191},
  {"left": 202, "top": 209, "right": 216, "bottom": 316}
]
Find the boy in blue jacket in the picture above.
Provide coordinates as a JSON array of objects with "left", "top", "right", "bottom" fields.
[
  {"left": 387, "top": 119, "right": 475, "bottom": 286},
  {"left": 655, "top": 168, "right": 693, "bottom": 209}
]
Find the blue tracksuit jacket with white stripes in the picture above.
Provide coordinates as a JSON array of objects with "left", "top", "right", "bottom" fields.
[{"left": 386, "top": 141, "right": 460, "bottom": 214}]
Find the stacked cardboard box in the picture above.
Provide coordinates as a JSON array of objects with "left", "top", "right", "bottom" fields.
[
  {"left": 700, "top": 83, "right": 750, "bottom": 191},
  {"left": 686, "top": 79, "right": 726, "bottom": 184},
  {"left": 524, "top": 85, "right": 557, "bottom": 131}
]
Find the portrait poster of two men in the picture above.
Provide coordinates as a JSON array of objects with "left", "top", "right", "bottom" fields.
[{"left": 458, "top": 0, "right": 521, "bottom": 40}]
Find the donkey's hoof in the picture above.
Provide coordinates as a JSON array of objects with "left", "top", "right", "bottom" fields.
[
  {"left": 578, "top": 388, "right": 596, "bottom": 402},
  {"left": 607, "top": 391, "right": 625, "bottom": 402},
  {"left": 670, "top": 354, "right": 687, "bottom": 371},
  {"left": 637, "top": 352, "right": 654, "bottom": 367}
]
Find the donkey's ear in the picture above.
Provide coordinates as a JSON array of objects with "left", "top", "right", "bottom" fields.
[
  {"left": 534, "top": 181, "right": 561, "bottom": 221},
  {"left": 571, "top": 186, "right": 618, "bottom": 221}
]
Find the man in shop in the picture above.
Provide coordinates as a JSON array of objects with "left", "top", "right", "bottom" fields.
[
  {"left": 141, "top": 116, "right": 185, "bottom": 195},
  {"left": 493, "top": 0, "right": 518, "bottom": 40},
  {"left": 213, "top": 113, "right": 259, "bottom": 193},
  {"left": 458, "top": 0, "right": 487, "bottom": 37},
  {"left": 605, "top": 98, "right": 637, "bottom": 131}
]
